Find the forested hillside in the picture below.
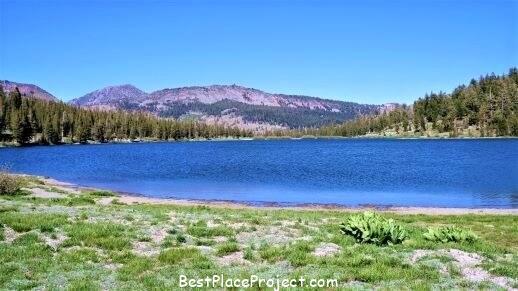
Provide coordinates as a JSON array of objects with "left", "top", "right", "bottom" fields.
[
  {"left": 0, "top": 87, "right": 251, "bottom": 145},
  {"left": 71, "top": 84, "right": 381, "bottom": 129},
  {"left": 157, "top": 99, "right": 375, "bottom": 128},
  {"left": 284, "top": 68, "right": 518, "bottom": 137}
]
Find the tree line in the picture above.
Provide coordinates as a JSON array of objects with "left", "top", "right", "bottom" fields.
[
  {"left": 2, "top": 68, "right": 516, "bottom": 144},
  {"left": 0, "top": 86, "right": 252, "bottom": 145},
  {"left": 157, "top": 99, "right": 378, "bottom": 128},
  {"left": 279, "top": 68, "right": 518, "bottom": 137}
]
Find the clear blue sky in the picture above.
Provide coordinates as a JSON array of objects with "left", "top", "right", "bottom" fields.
[{"left": 0, "top": 0, "right": 516, "bottom": 104}]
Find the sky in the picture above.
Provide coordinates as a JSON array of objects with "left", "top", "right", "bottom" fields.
[{"left": 0, "top": 0, "right": 516, "bottom": 104}]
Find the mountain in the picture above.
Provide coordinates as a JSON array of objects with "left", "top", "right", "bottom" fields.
[
  {"left": 1, "top": 80, "right": 58, "bottom": 102},
  {"left": 69, "top": 84, "right": 147, "bottom": 110},
  {"left": 71, "top": 84, "right": 385, "bottom": 129}
]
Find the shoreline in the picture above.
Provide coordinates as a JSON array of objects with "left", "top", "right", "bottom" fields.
[
  {"left": 40, "top": 177, "right": 518, "bottom": 215},
  {"left": 2, "top": 135, "right": 517, "bottom": 148}
]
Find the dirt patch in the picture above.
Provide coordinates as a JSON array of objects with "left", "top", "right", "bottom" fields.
[
  {"left": 132, "top": 242, "right": 159, "bottom": 257},
  {"left": 447, "top": 249, "right": 513, "bottom": 289},
  {"left": 97, "top": 197, "right": 114, "bottom": 205},
  {"left": 215, "top": 251, "right": 251, "bottom": 266},
  {"left": 313, "top": 243, "right": 341, "bottom": 257},
  {"left": 28, "top": 187, "right": 66, "bottom": 199},
  {"left": 410, "top": 249, "right": 436, "bottom": 264},
  {"left": 447, "top": 249, "right": 482, "bottom": 266},
  {"left": 213, "top": 236, "right": 227, "bottom": 243},
  {"left": 237, "top": 226, "right": 299, "bottom": 246},
  {"left": 387, "top": 207, "right": 517, "bottom": 215},
  {"left": 150, "top": 228, "right": 167, "bottom": 244},
  {"left": 196, "top": 245, "right": 214, "bottom": 255},
  {"left": 104, "top": 263, "right": 122, "bottom": 271},
  {"left": 410, "top": 249, "right": 514, "bottom": 289},
  {"left": 3, "top": 227, "right": 18, "bottom": 243},
  {"left": 207, "top": 220, "right": 220, "bottom": 228},
  {"left": 40, "top": 232, "right": 68, "bottom": 251},
  {"left": 229, "top": 222, "right": 249, "bottom": 230}
]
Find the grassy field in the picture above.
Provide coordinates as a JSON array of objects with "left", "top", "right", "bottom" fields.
[{"left": 0, "top": 177, "right": 517, "bottom": 290}]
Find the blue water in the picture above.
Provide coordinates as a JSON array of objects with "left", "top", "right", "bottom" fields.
[{"left": 0, "top": 139, "right": 517, "bottom": 208}]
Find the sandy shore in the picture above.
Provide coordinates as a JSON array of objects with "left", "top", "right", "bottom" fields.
[{"left": 36, "top": 176, "right": 518, "bottom": 215}]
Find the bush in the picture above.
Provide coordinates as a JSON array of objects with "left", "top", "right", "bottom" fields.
[
  {"left": 0, "top": 171, "right": 22, "bottom": 195},
  {"left": 216, "top": 241, "right": 240, "bottom": 256},
  {"left": 88, "top": 190, "right": 115, "bottom": 197},
  {"left": 424, "top": 226, "right": 478, "bottom": 243},
  {"left": 340, "top": 211, "right": 407, "bottom": 245},
  {"left": 176, "top": 234, "right": 187, "bottom": 244}
]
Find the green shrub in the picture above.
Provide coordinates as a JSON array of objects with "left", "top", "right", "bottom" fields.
[
  {"left": 243, "top": 247, "right": 254, "bottom": 260},
  {"left": 88, "top": 190, "right": 115, "bottom": 197},
  {"left": 66, "top": 196, "right": 96, "bottom": 206},
  {"left": 340, "top": 211, "right": 407, "bottom": 245},
  {"left": 79, "top": 212, "right": 88, "bottom": 220},
  {"left": 258, "top": 244, "right": 284, "bottom": 262},
  {"left": 195, "top": 238, "right": 215, "bottom": 246},
  {"left": 0, "top": 171, "right": 23, "bottom": 195},
  {"left": 216, "top": 241, "right": 239, "bottom": 256},
  {"left": 423, "top": 226, "right": 478, "bottom": 243},
  {"left": 161, "top": 235, "right": 176, "bottom": 248},
  {"left": 111, "top": 199, "right": 125, "bottom": 205},
  {"left": 0, "top": 205, "right": 18, "bottom": 213},
  {"left": 176, "top": 234, "right": 187, "bottom": 244}
]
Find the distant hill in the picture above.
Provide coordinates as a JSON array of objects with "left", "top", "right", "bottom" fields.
[
  {"left": 70, "top": 84, "right": 386, "bottom": 129},
  {"left": 0, "top": 80, "right": 58, "bottom": 102},
  {"left": 69, "top": 84, "right": 148, "bottom": 111}
]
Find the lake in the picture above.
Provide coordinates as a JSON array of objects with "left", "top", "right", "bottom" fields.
[{"left": 1, "top": 139, "right": 517, "bottom": 208}]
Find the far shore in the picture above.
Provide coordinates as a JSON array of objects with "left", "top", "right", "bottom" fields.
[
  {"left": 37, "top": 176, "right": 518, "bottom": 215},
  {"left": 1, "top": 134, "right": 517, "bottom": 148}
]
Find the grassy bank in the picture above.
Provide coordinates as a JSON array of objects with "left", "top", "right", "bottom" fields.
[{"left": 0, "top": 177, "right": 517, "bottom": 290}]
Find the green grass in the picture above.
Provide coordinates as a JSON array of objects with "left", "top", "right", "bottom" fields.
[
  {"left": 0, "top": 212, "right": 68, "bottom": 232},
  {"left": 258, "top": 244, "right": 285, "bottom": 263},
  {"left": 215, "top": 241, "right": 239, "bottom": 256},
  {"left": 0, "top": 178, "right": 516, "bottom": 290},
  {"left": 64, "top": 222, "right": 133, "bottom": 250},
  {"left": 0, "top": 233, "right": 53, "bottom": 288},
  {"left": 186, "top": 222, "right": 234, "bottom": 238},
  {"left": 57, "top": 196, "right": 96, "bottom": 206},
  {"left": 158, "top": 247, "right": 214, "bottom": 269}
]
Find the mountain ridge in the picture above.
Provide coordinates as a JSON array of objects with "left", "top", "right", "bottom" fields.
[
  {"left": 3, "top": 80, "right": 393, "bottom": 130},
  {"left": 71, "top": 83, "right": 375, "bottom": 109},
  {"left": 0, "top": 80, "right": 59, "bottom": 102},
  {"left": 70, "top": 84, "right": 386, "bottom": 129}
]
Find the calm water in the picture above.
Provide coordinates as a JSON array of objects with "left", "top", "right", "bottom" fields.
[{"left": 1, "top": 139, "right": 517, "bottom": 208}]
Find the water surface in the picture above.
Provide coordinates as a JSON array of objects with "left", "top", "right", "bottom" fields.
[{"left": 1, "top": 139, "right": 517, "bottom": 208}]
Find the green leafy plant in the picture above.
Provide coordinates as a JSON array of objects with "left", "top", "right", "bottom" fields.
[
  {"left": 340, "top": 211, "right": 407, "bottom": 245},
  {"left": 423, "top": 226, "right": 478, "bottom": 243}
]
